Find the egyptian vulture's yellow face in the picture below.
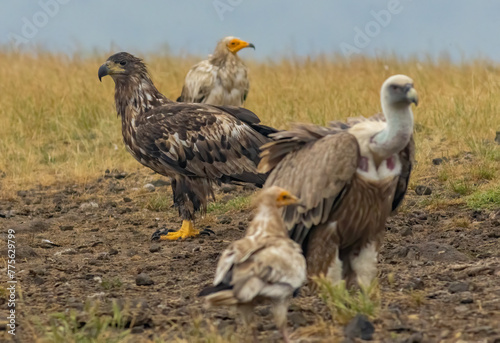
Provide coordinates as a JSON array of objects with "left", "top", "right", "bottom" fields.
[
  {"left": 227, "top": 38, "right": 255, "bottom": 53},
  {"left": 276, "top": 190, "right": 300, "bottom": 208}
]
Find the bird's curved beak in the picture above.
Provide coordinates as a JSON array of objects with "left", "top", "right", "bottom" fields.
[
  {"left": 406, "top": 87, "right": 419, "bottom": 106},
  {"left": 248, "top": 43, "right": 255, "bottom": 50},
  {"left": 98, "top": 63, "right": 109, "bottom": 82}
]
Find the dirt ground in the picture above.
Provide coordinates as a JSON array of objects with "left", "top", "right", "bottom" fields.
[{"left": 1, "top": 169, "right": 500, "bottom": 343}]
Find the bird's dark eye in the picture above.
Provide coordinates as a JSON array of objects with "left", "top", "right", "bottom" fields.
[
  {"left": 119, "top": 60, "right": 127, "bottom": 66},
  {"left": 391, "top": 85, "right": 399, "bottom": 91},
  {"left": 231, "top": 42, "right": 237, "bottom": 45}
]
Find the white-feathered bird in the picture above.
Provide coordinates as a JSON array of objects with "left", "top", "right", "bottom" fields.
[
  {"left": 177, "top": 36, "right": 254, "bottom": 106},
  {"left": 199, "top": 186, "right": 307, "bottom": 343}
]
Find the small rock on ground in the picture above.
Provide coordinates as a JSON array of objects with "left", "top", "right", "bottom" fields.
[
  {"left": 344, "top": 314, "right": 375, "bottom": 340},
  {"left": 143, "top": 184, "right": 156, "bottom": 192},
  {"left": 448, "top": 281, "right": 469, "bottom": 293},
  {"left": 415, "top": 185, "right": 432, "bottom": 196},
  {"left": 136, "top": 273, "right": 154, "bottom": 286}
]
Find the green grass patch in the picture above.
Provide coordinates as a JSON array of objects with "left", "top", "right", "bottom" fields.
[
  {"left": 40, "top": 301, "right": 131, "bottom": 343},
  {"left": 208, "top": 195, "right": 251, "bottom": 214},
  {"left": 143, "top": 193, "right": 171, "bottom": 212},
  {"left": 101, "top": 277, "right": 123, "bottom": 291},
  {"left": 315, "top": 278, "right": 380, "bottom": 325},
  {"left": 466, "top": 188, "right": 500, "bottom": 209}
]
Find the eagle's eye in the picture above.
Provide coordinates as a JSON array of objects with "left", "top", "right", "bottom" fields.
[
  {"left": 119, "top": 60, "right": 127, "bottom": 66},
  {"left": 231, "top": 42, "right": 237, "bottom": 45},
  {"left": 390, "top": 85, "right": 399, "bottom": 91}
]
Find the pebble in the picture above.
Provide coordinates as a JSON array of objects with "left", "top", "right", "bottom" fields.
[
  {"left": 136, "top": 273, "right": 154, "bottom": 286},
  {"left": 415, "top": 185, "right": 432, "bottom": 196},
  {"left": 344, "top": 314, "right": 375, "bottom": 340},
  {"left": 405, "top": 277, "right": 424, "bottom": 290},
  {"left": 401, "top": 227, "right": 413, "bottom": 237},
  {"left": 0, "top": 210, "right": 16, "bottom": 218},
  {"left": 79, "top": 201, "right": 99, "bottom": 210},
  {"left": 152, "top": 179, "right": 171, "bottom": 187},
  {"left": 448, "top": 281, "right": 469, "bottom": 293},
  {"left": 123, "top": 197, "right": 132, "bottom": 203},
  {"left": 459, "top": 291, "right": 473, "bottom": 304},
  {"left": 143, "top": 184, "right": 156, "bottom": 192},
  {"left": 60, "top": 225, "right": 74, "bottom": 231},
  {"left": 432, "top": 157, "right": 448, "bottom": 165},
  {"left": 149, "top": 244, "right": 161, "bottom": 253}
]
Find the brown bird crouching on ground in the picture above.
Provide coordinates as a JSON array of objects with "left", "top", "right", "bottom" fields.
[
  {"left": 199, "top": 186, "right": 307, "bottom": 343},
  {"left": 98, "top": 52, "right": 277, "bottom": 241},
  {"left": 177, "top": 36, "right": 255, "bottom": 106},
  {"left": 259, "top": 75, "right": 417, "bottom": 289}
]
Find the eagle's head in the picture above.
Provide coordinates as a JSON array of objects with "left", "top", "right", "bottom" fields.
[{"left": 98, "top": 52, "right": 148, "bottom": 82}]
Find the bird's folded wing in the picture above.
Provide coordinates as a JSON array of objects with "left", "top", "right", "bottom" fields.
[
  {"left": 134, "top": 104, "right": 269, "bottom": 184},
  {"left": 230, "top": 240, "right": 306, "bottom": 301},
  {"left": 259, "top": 124, "right": 360, "bottom": 238},
  {"left": 178, "top": 60, "right": 215, "bottom": 103}
]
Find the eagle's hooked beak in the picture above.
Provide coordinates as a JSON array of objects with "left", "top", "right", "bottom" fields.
[
  {"left": 98, "top": 63, "right": 109, "bottom": 82},
  {"left": 406, "top": 87, "right": 419, "bottom": 106},
  {"left": 248, "top": 43, "right": 255, "bottom": 50}
]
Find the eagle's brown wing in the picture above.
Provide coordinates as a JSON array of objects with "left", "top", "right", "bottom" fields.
[
  {"left": 134, "top": 103, "right": 271, "bottom": 185},
  {"left": 259, "top": 123, "right": 360, "bottom": 244}
]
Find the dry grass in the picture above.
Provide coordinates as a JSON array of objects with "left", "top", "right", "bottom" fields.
[{"left": 2, "top": 51, "right": 500, "bottom": 203}]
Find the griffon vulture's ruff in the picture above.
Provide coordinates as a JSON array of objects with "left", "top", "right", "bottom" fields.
[
  {"left": 98, "top": 52, "right": 276, "bottom": 241},
  {"left": 199, "top": 186, "right": 307, "bottom": 343},
  {"left": 259, "top": 75, "right": 417, "bottom": 288},
  {"left": 177, "top": 36, "right": 254, "bottom": 106}
]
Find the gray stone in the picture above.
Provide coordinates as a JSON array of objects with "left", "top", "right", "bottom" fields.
[
  {"left": 152, "top": 179, "right": 171, "bottom": 187},
  {"left": 79, "top": 201, "right": 99, "bottom": 210},
  {"left": 415, "top": 185, "right": 432, "bottom": 196},
  {"left": 448, "top": 281, "right": 469, "bottom": 293},
  {"left": 136, "top": 273, "right": 154, "bottom": 286},
  {"left": 149, "top": 244, "right": 161, "bottom": 253},
  {"left": 344, "top": 314, "right": 375, "bottom": 340},
  {"left": 143, "top": 184, "right": 156, "bottom": 192}
]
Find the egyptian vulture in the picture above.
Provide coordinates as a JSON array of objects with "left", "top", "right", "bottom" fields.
[
  {"left": 98, "top": 52, "right": 276, "bottom": 240},
  {"left": 258, "top": 75, "right": 417, "bottom": 288},
  {"left": 177, "top": 36, "right": 254, "bottom": 106},
  {"left": 199, "top": 186, "right": 307, "bottom": 343}
]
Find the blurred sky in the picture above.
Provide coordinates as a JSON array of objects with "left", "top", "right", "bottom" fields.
[{"left": 1, "top": 0, "right": 499, "bottom": 61}]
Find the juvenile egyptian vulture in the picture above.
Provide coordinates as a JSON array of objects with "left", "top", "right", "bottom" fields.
[
  {"left": 258, "top": 75, "right": 418, "bottom": 288},
  {"left": 98, "top": 52, "right": 277, "bottom": 241},
  {"left": 177, "top": 36, "right": 254, "bottom": 106},
  {"left": 199, "top": 186, "right": 307, "bottom": 343}
]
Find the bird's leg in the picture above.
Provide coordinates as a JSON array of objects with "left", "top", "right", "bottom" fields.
[
  {"left": 238, "top": 304, "right": 257, "bottom": 343},
  {"left": 159, "top": 220, "right": 200, "bottom": 240},
  {"left": 272, "top": 299, "right": 290, "bottom": 343},
  {"left": 349, "top": 241, "right": 379, "bottom": 288}
]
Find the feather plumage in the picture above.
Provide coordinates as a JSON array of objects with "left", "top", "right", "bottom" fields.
[
  {"left": 99, "top": 52, "right": 277, "bottom": 226},
  {"left": 200, "top": 186, "right": 306, "bottom": 341}
]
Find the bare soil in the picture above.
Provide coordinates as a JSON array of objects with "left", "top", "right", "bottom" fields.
[{"left": 1, "top": 170, "right": 500, "bottom": 343}]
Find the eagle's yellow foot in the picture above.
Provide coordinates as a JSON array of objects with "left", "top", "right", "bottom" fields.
[{"left": 160, "top": 220, "right": 199, "bottom": 241}]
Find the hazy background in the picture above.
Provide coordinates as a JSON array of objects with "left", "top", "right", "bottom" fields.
[{"left": 0, "top": 0, "right": 498, "bottom": 61}]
